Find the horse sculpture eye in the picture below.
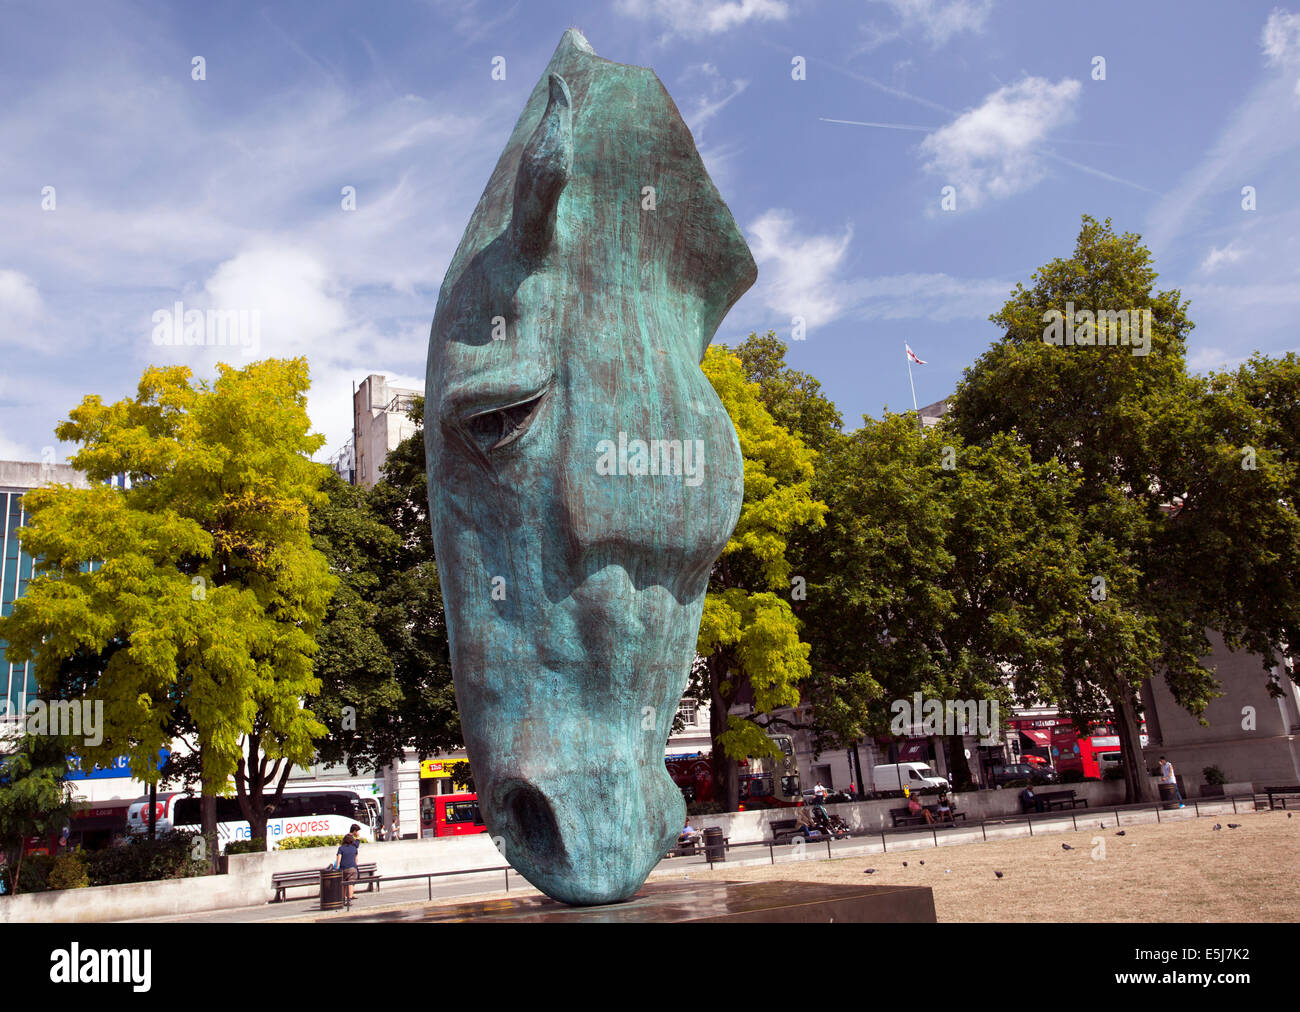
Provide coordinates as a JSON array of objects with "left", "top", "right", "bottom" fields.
[{"left": 462, "top": 389, "right": 547, "bottom": 453}]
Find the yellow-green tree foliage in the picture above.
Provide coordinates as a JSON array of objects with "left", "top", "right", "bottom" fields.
[
  {"left": 0, "top": 359, "right": 336, "bottom": 797},
  {"left": 698, "top": 348, "right": 827, "bottom": 768}
]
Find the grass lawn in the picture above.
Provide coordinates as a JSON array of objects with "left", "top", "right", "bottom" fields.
[{"left": 661, "top": 809, "right": 1299, "bottom": 921}]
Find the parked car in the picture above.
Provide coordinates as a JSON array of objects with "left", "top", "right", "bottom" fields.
[{"left": 990, "top": 763, "right": 1058, "bottom": 787}]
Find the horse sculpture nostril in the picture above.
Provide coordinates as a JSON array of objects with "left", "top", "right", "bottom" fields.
[{"left": 502, "top": 782, "right": 569, "bottom": 873}]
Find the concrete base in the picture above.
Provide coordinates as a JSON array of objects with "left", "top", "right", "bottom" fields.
[{"left": 322, "top": 879, "right": 938, "bottom": 923}]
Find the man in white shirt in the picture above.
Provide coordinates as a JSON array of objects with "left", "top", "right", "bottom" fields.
[{"left": 1159, "top": 755, "right": 1185, "bottom": 808}]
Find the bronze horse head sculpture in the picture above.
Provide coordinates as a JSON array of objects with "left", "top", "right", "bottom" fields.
[{"left": 425, "top": 29, "right": 755, "bottom": 905}]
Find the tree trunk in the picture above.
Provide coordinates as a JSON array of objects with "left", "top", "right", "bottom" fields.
[
  {"left": 1113, "top": 681, "right": 1152, "bottom": 804},
  {"left": 708, "top": 654, "right": 738, "bottom": 812},
  {"left": 236, "top": 736, "right": 270, "bottom": 850},
  {"left": 201, "top": 793, "right": 217, "bottom": 873},
  {"left": 945, "top": 734, "right": 973, "bottom": 791}
]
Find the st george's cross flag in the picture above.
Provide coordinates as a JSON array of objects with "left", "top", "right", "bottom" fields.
[{"left": 905, "top": 344, "right": 926, "bottom": 365}]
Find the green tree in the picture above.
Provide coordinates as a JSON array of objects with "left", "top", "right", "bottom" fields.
[
  {"left": 0, "top": 733, "right": 74, "bottom": 894},
  {"left": 310, "top": 396, "right": 459, "bottom": 775},
  {"left": 804, "top": 412, "right": 1100, "bottom": 790},
  {"left": 0, "top": 359, "right": 337, "bottom": 851},
  {"left": 697, "top": 347, "right": 828, "bottom": 811},
  {"left": 949, "top": 216, "right": 1300, "bottom": 800}
]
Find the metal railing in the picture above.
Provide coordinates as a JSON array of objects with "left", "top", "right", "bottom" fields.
[
  {"left": 671, "top": 793, "right": 1263, "bottom": 870},
  {"left": 367, "top": 864, "right": 521, "bottom": 902}
]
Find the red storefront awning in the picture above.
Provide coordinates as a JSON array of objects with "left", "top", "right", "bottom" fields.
[
  {"left": 898, "top": 740, "right": 929, "bottom": 761},
  {"left": 1019, "top": 728, "right": 1052, "bottom": 748}
]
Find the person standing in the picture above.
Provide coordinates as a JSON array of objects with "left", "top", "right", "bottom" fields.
[
  {"left": 334, "top": 833, "right": 360, "bottom": 905},
  {"left": 1158, "top": 756, "right": 1185, "bottom": 808}
]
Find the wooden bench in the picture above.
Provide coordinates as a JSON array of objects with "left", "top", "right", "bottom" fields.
[
  {"left": 890, "top": 806, "right": 967, "bottom": 827},
  {"left": 272, "top": 862, "right": 379, "bottom": 902},
  {"left": 1036, "top": 790, "right": 1089, "bottom": 810},
  {"left": 770, "top": 819, "right": 821, "bottom": 844},
  {"left": 666, "top": 831, "right": 729, "bottom": 858},
  {"left": 1263, "top": 785, "right": 1300, "bottom": 810}
]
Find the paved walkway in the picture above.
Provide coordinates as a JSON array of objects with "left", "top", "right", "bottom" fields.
[{"left": 129, "top": 795, "right": 1254, "bottom": 922}]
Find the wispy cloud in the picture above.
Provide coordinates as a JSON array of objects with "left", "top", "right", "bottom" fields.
[
  {"left": 859, "top": 0, "right": 995, "bottom": 51},
  {"left": 615, "top": 0, "right": 791, "bottom": 39},
  {"left": 1200, "top": 240, "right": 1249, "bottom": 273},
  {"left": 919, "top": 77, "right": 1082, "bottom": 209},
  {"left": 1145, "top": 9, "right": 1300, "bottom": 253},
  {"left": 742, "top": 210, "right": 1011, "bottom": 331},
  {"left": 680, "top": 63, "right": 750, "bottom": 135},
  {"left": 747, "top": 210, "right": 853, "bottom": 329}
]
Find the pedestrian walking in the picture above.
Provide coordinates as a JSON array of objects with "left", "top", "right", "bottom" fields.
[
  {"left": 1158, "top": 756, "right": 1185, "bottom": 808},
  {"left": 334, "top": 833, "right": 360, "bottom": 905}
]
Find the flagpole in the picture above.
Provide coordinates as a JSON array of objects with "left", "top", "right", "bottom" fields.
[{"left": 906, "top": 343, "right": 918, "bottom": 413}]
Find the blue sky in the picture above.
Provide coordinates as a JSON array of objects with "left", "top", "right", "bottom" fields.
[{"left": 2, "top": 0, "right": 1298, "bottom": 463}]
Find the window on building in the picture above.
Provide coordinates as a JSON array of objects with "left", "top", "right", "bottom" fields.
[{"left": 676, "top": 699, "right": 698, "bottom": 726}]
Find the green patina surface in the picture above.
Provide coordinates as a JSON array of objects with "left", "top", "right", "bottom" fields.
[{"left": 424, "top": 29, "right": 755, "bottom": 905}]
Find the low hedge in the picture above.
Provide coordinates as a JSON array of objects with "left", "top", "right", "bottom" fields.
[
  {"left": 87, "top": 831, "right": 206, "bottom": 886},
  {"left": 277, "top": 835, "right": 347, "bottom": 850},
  {"left": 224, "top": 838, "right": 266, "bottom": 856},
  {"left": 8, "top": 832, "right": 206, "bottom": 893}
]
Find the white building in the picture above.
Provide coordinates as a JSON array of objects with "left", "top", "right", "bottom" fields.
[{"left": 352, "top": 374, "right": 421, "bottom": 488}]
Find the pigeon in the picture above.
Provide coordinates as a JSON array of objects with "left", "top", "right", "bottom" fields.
[
  {"left": 994, "top": 870, "right": 1003, "bottom": 879},
  {"left": 1228, "top": 823, "right": 1240, "bottom": 829},
  {"left": 863, "top": 868, "right": 876, "bottom": 874},
  {"left": 1213, "top": 824, "right": 1222, "bottom": 830},
  {"left": 1115, "top": 830, "right": 1126, "bottom": 836},
  {"left": 1061, "top": 843, "right": 1074, "bottom": 850}
]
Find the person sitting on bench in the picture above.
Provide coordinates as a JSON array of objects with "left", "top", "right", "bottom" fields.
[
  {"left": 1020, "top": 784, "right": 1044, "bottom": 813},
  {"left": 679, "top": 819, "right": 701, "bottom": 845},
  {"left": 936, "top": 794, "right": 954, "bottom": 823},
  {"left": 907, "top": 791, "right": 934, "bottom": 824}
]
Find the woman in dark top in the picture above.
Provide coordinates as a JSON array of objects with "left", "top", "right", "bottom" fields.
[{"left": 335, "top": 833, "right": 359, "bottom": 903}]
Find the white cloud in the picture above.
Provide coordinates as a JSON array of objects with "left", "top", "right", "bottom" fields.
[
  {"left": 842, "top": 272, "right": 1012, "bottom": 321},
  {"left": 919, "top": 77, "right": 1082, "bottom": 208},
  {"left": 1262, "top": 7, "right": 1300, "bottom": 64},
  {"left": 1185, "top": 345, "right": 1244, "bottom": 374},
  {"left": 862, "top": 0, "right": 994, "bottom": 50},
  {"left": 0, "top": 269, "right": 45, "bottom": 350},
  {"left": 615, "top": 0, "right": 790, "bottom": 38},
  {"left": 0, "top": 269, "right": 42, "bottom": 322},
  {"left": 1200, "top": 241, "right": 1248, "bottom": 273},
  {"left": 746, "top": 211, "right": 853, "bottom": 328}
]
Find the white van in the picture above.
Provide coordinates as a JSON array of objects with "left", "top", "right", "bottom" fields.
[{"left": 871, "top": 763, "right": 951, "bottom": 798}]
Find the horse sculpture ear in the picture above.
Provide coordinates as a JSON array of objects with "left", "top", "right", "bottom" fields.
[{"left": 511, "top": 74, "right": 573, "bottom": 260}]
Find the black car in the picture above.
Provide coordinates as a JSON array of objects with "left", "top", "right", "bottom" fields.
[{"left": 989, "top": 763, "right": 1058, "bottom": 787}]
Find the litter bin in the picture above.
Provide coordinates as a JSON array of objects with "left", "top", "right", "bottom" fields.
[
  {"left": 320, "top": 868, "right": 345, "bottom": 910},
  {"left": 703, "top": 826, "right": 726, "bottom": 863},
  {"left": 1158, "top": 783, "right": 1180, "bottom": 810}
]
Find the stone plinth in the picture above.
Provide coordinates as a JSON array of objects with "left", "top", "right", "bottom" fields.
[{"left": 323, "top": 879, "right": 937, "bottom": 923}]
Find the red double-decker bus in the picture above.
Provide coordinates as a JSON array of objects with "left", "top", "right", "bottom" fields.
[{"left": 1052, "top": 722, "right": 1149, "bottom": 779}]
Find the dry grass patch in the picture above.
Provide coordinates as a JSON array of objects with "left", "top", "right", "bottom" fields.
[{"left": 653, "top": 810, "right": 1300, "bottom": 921}]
